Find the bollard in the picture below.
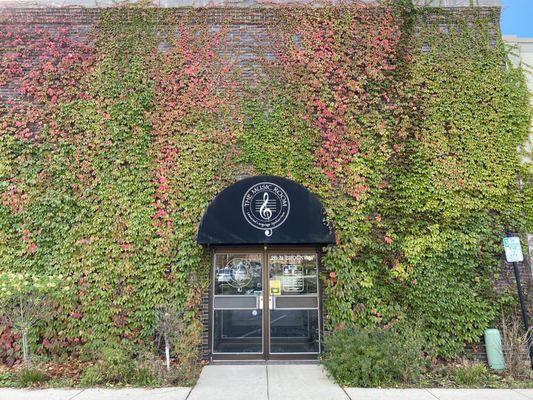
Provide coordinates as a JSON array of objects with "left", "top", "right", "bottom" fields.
[{"left": 484, "top": 328, "right": 505, "bottom": 371}]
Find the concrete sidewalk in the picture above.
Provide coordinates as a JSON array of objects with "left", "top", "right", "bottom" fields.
[
  {"left": 0, "top": 365, "right": 532, "bottom": 400},
  {"left": 187, "top": 364, "right": 533, "bottom": 400},
  {"left": 345, "top": 388, "right": 533, "bottom": 400},
  {"left": 0, "top": 387, "right": 192, "bottom": 399},
  {"left": 187, "top": 364, "right": 348, "bottom": 400}
]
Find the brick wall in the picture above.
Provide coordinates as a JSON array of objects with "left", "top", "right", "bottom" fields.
[
  {"left": 0, "top": 9, "right": 96, "bottom": 106},
  {"left": 200, "top": 277, "right": 211, "bottom": 358},
  {"left": 0, "top": 6, "right": 504, "bottom": 101}
]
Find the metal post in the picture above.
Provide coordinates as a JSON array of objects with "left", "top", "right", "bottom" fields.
[{"left": 511, "top": 261, "right": 533, "bottom": 369}]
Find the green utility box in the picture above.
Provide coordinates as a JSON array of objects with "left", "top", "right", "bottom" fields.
[{"left": 484, "top": 328, "right": 505, "bottom": 371}]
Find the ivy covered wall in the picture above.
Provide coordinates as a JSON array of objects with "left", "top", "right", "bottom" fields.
[{"left": 0, "top": 1, "right": 531, "bottom": 364}]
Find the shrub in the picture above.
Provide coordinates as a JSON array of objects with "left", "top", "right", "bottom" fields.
[
  {"left": 79, "top": 346, "right": 161, "bottom": 387},
  {"left": 17, "top": 368, "right": 48, "bottom": 387},
  {"left": 155, "top": 306, "right": 184, "bottom": 372},
  {"left": 99, "top": 347, "right": 136, "bottom": 384},
  {"left": 131, "top": 365, "right": 158, "bottom": 387},
  {"left": 500, "top": 311, "right": 533, "bottom": 380},
  {"left": 321, "top": 326, "right": 426, "bottom": 387},
  {"left": 135, "top": 349, "right": 201, "bottom": 387},
  {"left": 0, "top": 273, "right": 72, "bottom": 367},
  {"left": 452, "top": 363, "right": 489, "bottom": 386},
  {"left": 79, "top": 366, "right": 100, "bottom": 387},
  {"left": 0, "top": 371, "right": 16, "bottom": 387}
]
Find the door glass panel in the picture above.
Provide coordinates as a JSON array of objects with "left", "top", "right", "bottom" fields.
[
  {"left": 268, "top": 254, "right": 317, "bottom": 295},
  {"left": 214, "top": 253, "right": 262, "bottom": 295},
  {"left": 213, "top": 310, "right": 263, "bottom": 353},
  {"left": 268, "top": 253, "right": 320, "bottom": 354},
  {"left": 270, "top": 309, "right": 319, "bottom": 353},
  {"left": 213, "top": 253, "right": 263, "bottom": 354}
]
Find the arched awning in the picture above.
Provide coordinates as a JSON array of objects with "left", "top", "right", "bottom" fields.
[{"left": 197, "top": 175, "right": 335, "bottom": 246}]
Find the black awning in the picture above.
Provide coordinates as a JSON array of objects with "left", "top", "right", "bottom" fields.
[{"left": 197, "top": 175, "right": 335, "bottom": 246}]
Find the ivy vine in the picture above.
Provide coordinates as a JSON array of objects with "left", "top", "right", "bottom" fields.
[{"left": 0, "top": 2, "right": 530, "bottom": 363}]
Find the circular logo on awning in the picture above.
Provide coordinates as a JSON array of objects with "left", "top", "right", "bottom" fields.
[{"left": 242, "top": 182, "right": 290, "bottom": 237}]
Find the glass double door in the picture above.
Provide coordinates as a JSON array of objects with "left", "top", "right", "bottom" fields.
[{"left": 212, "top": 249, "right": 320, "bottom": 358}]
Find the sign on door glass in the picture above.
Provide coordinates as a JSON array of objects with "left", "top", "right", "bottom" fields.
[{"left": 269, "top": 254, "right": 317, "bottom": 295}]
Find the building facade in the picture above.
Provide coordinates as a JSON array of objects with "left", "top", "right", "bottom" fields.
[{"left": 0, "top": 0, "right": 531, "bottom": 364}]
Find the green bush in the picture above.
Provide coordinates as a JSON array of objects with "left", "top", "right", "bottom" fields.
[
  {"left": 17, "top": 368, "right": 48, "bottom": 387},
  {"left": 0, "top": 273, "right": 72, "bottom": 367},
  {"left": 100, "top": 347, "right": 136, "bottom": 383},
  {"left": 131, "top": 365, "right": 158, "bottom": 387},
  {"left": 80, "top": 347, "right": 156, "bottom": 386},
  {"left": 453, "top": 363, "right": 490, "bottom": 386},
  {"left": 79, "top": 366, "right": 100, "bottom": 387},
  {"left": 0, "top": 371, "right": 16, "bottom": 387},
  {"left": 321, "top": 326, "right": 426, "bottom": 387}
]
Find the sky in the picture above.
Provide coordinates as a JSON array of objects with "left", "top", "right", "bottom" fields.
[{"left": 500, "top": 0, "right": 533, "bottom": 37}]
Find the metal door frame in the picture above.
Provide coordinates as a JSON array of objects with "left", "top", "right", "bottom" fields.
[{"left": 210, "top": 245, "right": 322, "bottom": 361}]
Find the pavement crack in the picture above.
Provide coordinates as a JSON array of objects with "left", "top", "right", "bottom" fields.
[
  {"left": 513, "top": 389, "right": 533, "bottom": 400},
  {"left": 426, "top": 388, "right": 441, "bottom": 400},
  {"left": 68, "top": 389, "right": 85, "bottom": 400},
  {"left": 340, "top": 386, "right": 352, "bottom": 400}
]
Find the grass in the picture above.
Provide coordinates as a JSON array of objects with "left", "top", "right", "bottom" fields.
[
  {"left": 17, "top": 368, "right": 48, "bottom": 387},
  {"left": 0, "top": 371, "right": 16, "bottom": 387},
  {"left": 413, "top": 363, "right": 533, "bottom": 389},
  {"left": 1, "top": 359, "right": 531, "bottom": 389}
]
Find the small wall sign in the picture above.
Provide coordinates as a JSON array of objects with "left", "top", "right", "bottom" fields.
[
  {"left": 270, "top": 280, "right": 281, "bottom": 296},
  {"left": 503, "top": 237, "right": 524, "bottom": 263}
]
